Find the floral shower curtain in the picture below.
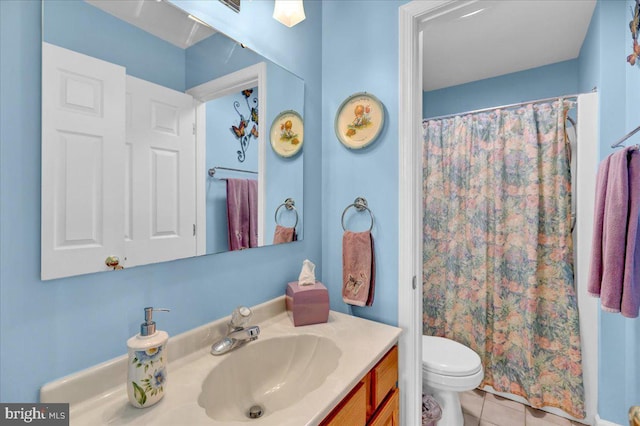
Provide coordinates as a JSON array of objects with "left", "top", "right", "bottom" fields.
[{"left": 422, "top": 100, "right": 585, "bottom": 418}]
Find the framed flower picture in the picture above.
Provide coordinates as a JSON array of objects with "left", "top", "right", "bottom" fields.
[
  {"left": 335, "top": 92, "right": 384, "bottom": 149},
  {"left": 270, "top": 110, "right": 304, "bottom": 157}
]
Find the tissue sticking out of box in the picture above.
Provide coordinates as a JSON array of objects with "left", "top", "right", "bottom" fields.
[{"left": 298, "top": 259, "right": 316, "bottom": 286}]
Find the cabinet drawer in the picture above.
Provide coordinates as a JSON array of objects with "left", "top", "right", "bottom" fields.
[
  {"left": 321, "top": 380, "right": 367, "bottom": 426},
  {"left": 369, "top": 388, "right": 399, "bottom": 426},
  {"left": 371, "top": 346, "right": 398, "bottom": 410}
]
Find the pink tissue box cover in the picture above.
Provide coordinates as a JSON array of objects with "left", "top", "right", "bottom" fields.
[{"left": 286, "top": 281, "right": 329, "bottom": 326}]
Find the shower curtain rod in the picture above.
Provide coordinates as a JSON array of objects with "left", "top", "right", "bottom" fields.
[{"left": 424, "top": 93, "right": 584, "bottom": 122}]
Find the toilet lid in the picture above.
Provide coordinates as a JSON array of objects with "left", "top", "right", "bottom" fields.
[{"left": 422, "top": 336, "right": 482, "bottom": 377}]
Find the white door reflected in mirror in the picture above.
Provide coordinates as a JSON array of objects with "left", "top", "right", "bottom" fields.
[{"left": 41, "top": 0, "right": 304, "bottom": 280}]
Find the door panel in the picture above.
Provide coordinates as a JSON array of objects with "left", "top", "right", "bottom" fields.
[
  {"left": 41, "top": 42, "right": 126, "bottom": 280},
  {"left": 125, "top": 76, "right": 196, "bottom": 267}
]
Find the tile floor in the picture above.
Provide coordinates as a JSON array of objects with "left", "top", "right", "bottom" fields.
[{"left": 460, "top": 389, "right": 586, "bottom": 426}]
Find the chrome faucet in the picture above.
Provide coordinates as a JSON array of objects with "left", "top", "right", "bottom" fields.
[{"left": 211, "top": 307, "right": 260, "bottom": 356}]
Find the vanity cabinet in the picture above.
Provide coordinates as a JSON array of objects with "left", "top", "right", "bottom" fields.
[{"left": 322, "top": 346, "right": 399, "bottom": 426}]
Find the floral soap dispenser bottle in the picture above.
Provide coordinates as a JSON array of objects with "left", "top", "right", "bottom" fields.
[{"left": 127, "top": 307, "right": 169, "bottom": 408}]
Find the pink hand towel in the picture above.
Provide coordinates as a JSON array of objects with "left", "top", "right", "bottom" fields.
[
  {"left": 622, "top": 148, "right": 640, "bottom": 318},
  {"left": 587, "top": 156, "right": 611, "bottom": 297},
  {"left": 600, "top": 149, "right": 631, "bottom": 313},
  {"left": 342, "top": 230, "right": 376, "bottom": 306},
  {"left": 273, "top": 225, "right": 297, "bottom": 244}
]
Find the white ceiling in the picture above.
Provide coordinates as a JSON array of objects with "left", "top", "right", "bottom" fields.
[
  {"left": 86, "top": 0, "right": 216, "bottom": 49},
  {"left": 87, "top": 0, "right": 596, "bottom": 88},
  {"left": 422, "top": 0, "right": 597, "bottom": 91}
]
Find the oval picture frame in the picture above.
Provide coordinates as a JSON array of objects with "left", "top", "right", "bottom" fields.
[
  {"left": 334, "top": 92, "right": 384, "bottom": 149},
  {"left": 270, "top": 110, "right": 304, "bottom": 158}
]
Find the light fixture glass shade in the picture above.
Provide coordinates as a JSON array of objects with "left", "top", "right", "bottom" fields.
[{"left": 273, "top": 0, "right": 306, "bottom": 28}]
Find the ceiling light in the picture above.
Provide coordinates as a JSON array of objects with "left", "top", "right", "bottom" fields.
[{"left": 273, "top": 0, "right": 306, "bottom": 28}]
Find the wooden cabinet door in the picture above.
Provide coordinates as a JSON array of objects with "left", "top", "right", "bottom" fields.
[
  {"left": 321, "top": 345, "right": 399, "bottom": 426},
  {"left": 371, "top": 346, "right": 398, "bottom": 410},
  {"left": 368, "top": 388, "right": 399, "bottom": 426},
  {"left": 322, "top": 381, "right": 367, "bottom": 426}
]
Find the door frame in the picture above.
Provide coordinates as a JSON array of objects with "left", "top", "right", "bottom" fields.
[
  {"left": 398, "top": 3, "right": 459, "bottom": 423},
  {"left": 399, "top": 3, "right": 598, "bottom": 424},
  {"left": 187, "top": 62, "right": 267, "bottom": 254}
]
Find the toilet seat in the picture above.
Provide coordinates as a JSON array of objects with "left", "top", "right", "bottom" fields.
[
  {"left": 422, "top": 336, "right": 485, "bottom": 426},
  {"left": 422, "top": 336, "right": 482, "bottom": 377}
]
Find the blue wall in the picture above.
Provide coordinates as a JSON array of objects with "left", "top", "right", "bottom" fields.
[
  {"left": 423, "top": 59, "right": 578, "bottom": 119},
  {"left": 321, "top": 1, "right": 404, "bottom": 325},
  {"left": 264, "top": 62, "right": 305, "bottom": 243},
  {"left": 578, "top": 1, "right": 640, "bottom": 424},
  {"left": 43, "top": 0, "right": 185, "bottom": 92},
  {"left": 0, "top": 0, "right": 321, "bottom": 403}
]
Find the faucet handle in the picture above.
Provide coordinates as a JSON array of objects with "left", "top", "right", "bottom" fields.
[{"left": 230, "top": 306, "right": 252, "bottom": 328}]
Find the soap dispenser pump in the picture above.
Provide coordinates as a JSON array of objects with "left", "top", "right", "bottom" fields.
[{"left": 126, "top": 307, "right": 170, "bottom": 408}]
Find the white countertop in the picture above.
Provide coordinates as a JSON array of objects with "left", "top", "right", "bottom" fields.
[{"left": 41, "top": 297, "right": 402, "bottom": 425}]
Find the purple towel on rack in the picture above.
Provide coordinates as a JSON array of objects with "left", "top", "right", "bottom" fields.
[
  {"left": 587, "top": 156, "right": 611, "bottom": 298},
  {"left": 248, "top": 179, "right": 258, "bottom": 248},
  {"left": 588, "top": 147, "right": 640, "bottom": 318},
  {"left": 622, "top": 148, "right": 640, "bottom": 318},
  {"left": 226, "top": 179, "right": 258, "bottom": 251},
  {"left": 599, "top": 149, "right": 629, "bottom": 313}
]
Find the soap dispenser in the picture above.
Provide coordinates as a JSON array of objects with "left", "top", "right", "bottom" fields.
[{"left": 127, "top": 307, "right": 170, "bottom": 408}]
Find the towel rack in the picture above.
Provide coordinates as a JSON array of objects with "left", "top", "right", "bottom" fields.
[
  {"left": 341, "top": 197, "right": 374, "bottom": 232},
  {"left": 274, "top": 198, "right": 298, "bottom": 228},
  {"left": 208, "top": 166, "right": 258, "bottom": 178},
  {"left": 611, "top": 124, "right": 640, "bottom": 148}
]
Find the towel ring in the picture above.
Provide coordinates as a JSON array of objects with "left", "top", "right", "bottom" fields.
[
  {"left": 275, "top": 198, "right": 298, "bottom": 228},
  {"left": 341, "top": 197, "right": 374, "bottom": 232}
]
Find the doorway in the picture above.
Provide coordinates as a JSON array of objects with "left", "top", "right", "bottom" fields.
[{"left": 398, "top": 2, "right": 599, "bottom": 424}]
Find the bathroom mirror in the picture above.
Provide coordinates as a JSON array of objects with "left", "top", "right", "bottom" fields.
[{"left": 41, "top": 0, "right": 304, "bottom": 280}]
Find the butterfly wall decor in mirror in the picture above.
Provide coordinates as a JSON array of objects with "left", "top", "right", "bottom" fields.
[{"left": 231, "top": 88, "right": 260, "bottom": 163}]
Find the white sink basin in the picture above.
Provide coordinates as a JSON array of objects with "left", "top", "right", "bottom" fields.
[
  {"left": 41, "top": 297, "right": 402, "bottom": 425},
  {"left": 198, "top": 335, "right": 341, "bottom": 422}
]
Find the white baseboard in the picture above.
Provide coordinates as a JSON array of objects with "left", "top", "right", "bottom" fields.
[{"left": 596, "top": 414, "right": 624, "bottom": 426}]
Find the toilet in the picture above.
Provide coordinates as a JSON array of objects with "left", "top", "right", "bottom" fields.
[{"left": 422, "top": 336, "right": 484, "bottom": 426}]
